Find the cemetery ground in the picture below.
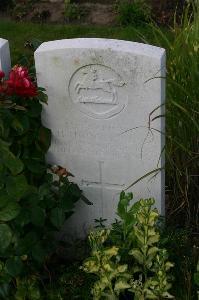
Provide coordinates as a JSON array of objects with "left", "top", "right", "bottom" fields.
[{"left": 0, "top": 3, "right": 198, "bottom": 300}]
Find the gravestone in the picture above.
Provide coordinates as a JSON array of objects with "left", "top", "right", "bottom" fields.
[
  {"left": 0, "top": 38, "right": 11, "bottom": 77},
  {"left": 35, "top": 38, "right": 165, "bottom": 238}
]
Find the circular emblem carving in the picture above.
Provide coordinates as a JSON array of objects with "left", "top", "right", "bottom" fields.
[{"left": 69, "top": 64, "right": 127, "bottom": 119}]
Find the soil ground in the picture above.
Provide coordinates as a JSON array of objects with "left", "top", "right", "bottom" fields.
[{"left": 0, "top": 0, "right": 186, "bottom": 26}]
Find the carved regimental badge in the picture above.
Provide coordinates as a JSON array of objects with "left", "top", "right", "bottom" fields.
[{"left": 69, "top": 64, "right": 127, "bottom": 119}]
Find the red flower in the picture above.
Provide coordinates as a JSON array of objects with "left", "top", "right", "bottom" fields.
[
  {"left": 5, "top": 65, "right": 37, "bottom": 97},
  {"left": 0, "top": 70, "right": 5, "bottom": 80}
]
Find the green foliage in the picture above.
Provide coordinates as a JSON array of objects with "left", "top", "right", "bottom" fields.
[
  {"left": 12, "top": 0, "right": 33, "bottom": 21},
  {"left": 194, "top": 261, "right": 199, "bottom": 299},
  {"left": 82, "top": 192, "right": 173, "bottom": 299},
  {"left": 44, "top": 263, "right": 95, "bottom": 300},
  {"left": 148, "top": 1, "right": 199, "bottom": 232},
  {"left": 157, "top": 224, "right": 198, "bottom": 300},
  {"left": 0, "top": 68, "right": 85, "bottom": 298},
  {"left": 64, "top": 0, "right": 86, "bottom": 23},
  {"left": 117, "top": 0, "right": 151, "bottom": 26},
  {"left": 82, "top": 229, "right": 130, "bottom": 299},
  {"left": 15, "top": 276, "right": 41, "bottom": 300}
]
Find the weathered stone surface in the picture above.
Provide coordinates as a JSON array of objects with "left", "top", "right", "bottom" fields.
[
  {"left": 35, "top": 38, "right": 166, "bottom": 238},
  {"left": 0, "top": 38, "right": 11, "bottom": 77}
]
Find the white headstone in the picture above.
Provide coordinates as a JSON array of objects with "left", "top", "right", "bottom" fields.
[
  {"left": 35, "top": 38, "right": 166, "bottom": 238},
  {"left": 0, "top": 38, "right": 11, "bottom": 77}
]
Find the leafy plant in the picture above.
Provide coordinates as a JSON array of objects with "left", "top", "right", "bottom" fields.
[
  {"left": 0, "top": 66, "right": 85, "bottom": 298},
  {"left": 64, "top": 0, "right": 86, "bottom": 23},
  {"left": 15, "top": 276, "right": 41, "bottom": 300},
  {"left": 116, "top": 0, "right": 151, "bottom": 26},
  {"left": 43, "top": 262, "right": 94, "bottom": 300},
  {"left": 82, "top": 229, "right": 131, "bottom": 299},
  {"left": 194, "top": 260, "right": 199, "bottom": 300},
  {"left": 12, "top": 1, "right": 33, "bottom": 21},
  {"left": 82, "top": 192, "right": 173, "bottom": 299}
]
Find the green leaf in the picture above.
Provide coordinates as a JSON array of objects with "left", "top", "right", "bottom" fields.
[
  {"left": 16, "top": 232, "right": 38, "bottom": 255},
  {"left": 134, "top": 227, "right": 145, "bottom": 245},
  {"left": 147, "top": 234, "right": 160, "bottom": 245},
  {"left": 194, "top": 272, "right": 199, "bottom": 286},
  {"left": 104, "top": 246, "right": 119, "bottom": 257},
  {"left": 114, "top": 279, "right": 131, "bottom": 291},
  {"left": 0, "top": 224, "right": 12, "bottom": 253},
  {"left": 31, "top": 206, "right": 45, "bottom": 227},
  {"left": 2, "top": 149, "right": 24, "bottom": 175},
  {"left": 0, "top": 284, "right": 10, "bottom": 299},
  {"left": 50, "top": 208, "right": 65, "bottom": 229},
  {"left": 147, "top": 247, "right": 159, "bottom": 260},
  {"left": 60, "top": 194, "right": 75, "bottom": 211},
  {"left": 11, "top": 118, "right": 24, "bottom": 135},
  {"left": 117, "top": 264, "right": 128, "bottom": 273},
  {"left": 27, "top": 101, "right": 42, "bottom": 117},
  {"left": 81, "top": 194, "right": 93, "bottom": 205},
  {"left": 6, "top": 175, "right": 28, "bottom": 199},
  {"left": 38, "top": 126, "right": 51, "bottom": 152},
  {"left": 14, "top": 208, "right": 30, "bottom": 227},
  {"left": 38, "top": 183, "right": 51, "bottom": 200},
  {"left": 28, "top": 286, "right": 41, "bottom": 300},
  {"left": 37, "top": 87, "right": 48, "bottom": 103},
  {"left": 0, "top": 202, "right": 20, "bottom": 221},
  {"left": 12, "top": 113, "right": 29, "bottom": 135},
  {"left": 68, "top": 183, "right": 82, "bottom": 200},
  {"left": 162, "top": 291, "right": 174, "bottom": 299},
  {"left": 5, "top": 257, "right": 23, "bottom": 277},
  {"left": 145, "top": 288, "right": 158, "bottom": 299},
  {"left": 129, "top": 249, "right": 144, "bottom": 264},
  {"left": 24, "top": 159, "right": 46, "bottom": 174},
  {"left": 117, "top": 191, "right": 133, "bottom": 219},
  {"left": 32, "top": 243, "right": 46, "bottom": 263},
  {"left": 0, "top": 193, "right": 11, "bottom": 209}
]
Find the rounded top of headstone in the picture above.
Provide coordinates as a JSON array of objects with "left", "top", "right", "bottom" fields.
[
  {"left": 35, "top": 38, "right": 165, "bottom": 59},
  {"left": 0, "top": 38, "right": 8, "bottom": 47}
]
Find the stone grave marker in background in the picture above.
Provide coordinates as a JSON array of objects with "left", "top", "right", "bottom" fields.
[
  {"left": 35, "top": 38, "right": 165, "bottom": 238},
  {"left": 0, "top": 38, "right": 11, "bottom": 77}
]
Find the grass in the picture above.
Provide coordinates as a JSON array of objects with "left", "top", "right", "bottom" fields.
[
  {"left": 0, "top": 19, "right": 160, "bottom": 63},
  {"left": 151, "top": 3, "right": 199, "bottom": 232},
  {"left": 148, "top": 4, "right": 199, "bottom": 298}
]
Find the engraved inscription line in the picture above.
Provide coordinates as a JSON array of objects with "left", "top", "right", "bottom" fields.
[{"left": 80, "top": 180, "right": 125, "bottom": 189}]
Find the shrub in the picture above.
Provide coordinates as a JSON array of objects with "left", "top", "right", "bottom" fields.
[
  {"left": 82, "top": 192, "right": 173, "bottom": 299},
  {"left": 64, "top": 0, "right": 87, "bottom": 23},
  {"left": 0, "top": 65, "right": 85, "bottom": 298},
  {"left": 194, "top": 261, "right": 199, "bottom": 299},
  {"left": 117, "top": 0, "right": 151, "bottom": 26}
]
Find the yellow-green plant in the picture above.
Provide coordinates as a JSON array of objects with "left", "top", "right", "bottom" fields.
[
  {"left": 82, "top": 192, "right": 174, "bottom": 299},
  {"left": 128, "top": 198, "right": 173, "bottom": 299},
  {"left": 82, "top": 229, "right": 131, "bottom": 300}
]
